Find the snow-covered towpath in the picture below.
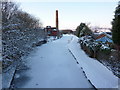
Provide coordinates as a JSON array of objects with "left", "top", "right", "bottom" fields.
[{"left": 17, "top": 35, "right": 93, "bottom": 88}]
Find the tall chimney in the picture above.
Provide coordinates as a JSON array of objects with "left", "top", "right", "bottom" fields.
[{"left": 56, "top": 10, "right": 59, "bottom": 30}]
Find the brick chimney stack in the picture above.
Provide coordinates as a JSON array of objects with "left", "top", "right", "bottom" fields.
[{"left": 56, "top": 10, "right": 59, "bottom": 30}]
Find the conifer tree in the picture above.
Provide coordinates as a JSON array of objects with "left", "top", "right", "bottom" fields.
[
  {"left": 112, "top": 1, "right": 120, "bottom": 50},
  {"left": 75, "top": 23, "right": 85, "bottom": 37}
]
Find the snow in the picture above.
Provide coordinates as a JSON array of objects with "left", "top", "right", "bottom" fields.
[
  {"left": 100, "top": 44, "right": 110, "bottom": 49},
  {"left": 0, "top": 57, "right": 2, "bottom": 61},
  {"left": 2, "top": 65, "right": 16, "bottom": 88},
  {"left": 96, "top": 36, "right": 113, "bottom": 43},
  {"left": 68, "top": 35, "right": 118, "bottom": 88},
  {"left": 15, "top": 74, "right": 20, "bottom": 79},
  {"left": 0, "top": 74, "right": 2, "bottom": 89},
  {"left": 18, "top": 34, "right": 93, "bottom": 88},
  {"left": 2, "top": 28, "right": 46, "bottom": 71},
  {"left": 14, "top": 34, "right": 118, "bottom": 88},
  {"left": 116, "top": 13, "right": 120, "bottom": 16}
]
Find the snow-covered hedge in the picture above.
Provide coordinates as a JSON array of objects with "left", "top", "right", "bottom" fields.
[
  {"left": 2, "top": 1, "right": 47, "bottom": 70},
  {"left": 2, "top": 28, "right": 46, "bottom": 69},
  {"left": 79, "top": 36, "right": 103, "bottom": 57},
  {"left": 79, "top": 35, "right": 111, "bottom": 53},
  {"left": 79, "top": 35, "right": 120, "bottom": 78}
]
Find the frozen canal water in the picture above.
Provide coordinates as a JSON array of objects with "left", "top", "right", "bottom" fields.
[{"left": 14, "top": 35, "right": 94, "bottom": 88}]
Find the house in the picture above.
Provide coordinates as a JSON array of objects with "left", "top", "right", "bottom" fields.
[{"left": 95, "top": 32, "right": 113, "bottom": 44}]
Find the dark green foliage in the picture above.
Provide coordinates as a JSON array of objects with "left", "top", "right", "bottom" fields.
[
  {"left": 112, "top": 1, "right": 120, "bottom": 46},
  {"left": 75, "top": 23, "right": 93, "bottom": 37},
  {"left": 100, "top": 47, "right": 111, "bottom": 55},
  {"left": 80, "top": 25, "right": 93, "bottom": 37},
  {"left": 75, "top": 23, "right": 85, "bottom": 37}
]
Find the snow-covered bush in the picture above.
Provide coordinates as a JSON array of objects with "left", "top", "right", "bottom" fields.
[
  {"left": 79, "top": 35, "right": 113, "bottom": 58},
  {"left": 100, "top": 44, "right": 111, "bottom": 55},
  {"left": 2, "top": 28, "right": 46, "bottom": 69},
  {"left": 2, "top": 1, "right": 46, "bottom": 69},
  {"left": 79, "top": 35, "right": 112, "bottom": 51},
  {"left": 79, "top": 35, "right": 120, "bottom": 78},
  {"left": 79, "top": 36, "right": 102, "bottom": 51}
]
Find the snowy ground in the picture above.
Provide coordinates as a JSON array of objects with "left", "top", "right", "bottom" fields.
[
  {"left": 0, "top": 74, "right": 2, "bottom": 89},
  {"left": 14, "top": 35, "right": 93, "bottom": 88},
  {"left": 13, "top": 34, "right": 118, "bottom": 88},
  {"left": 68, "top": 35, "right": 119, "bottom": 88}
]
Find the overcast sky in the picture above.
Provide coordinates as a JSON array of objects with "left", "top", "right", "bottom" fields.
[{"left": 14, "top": 0, "right": 118, "bottom": 30}]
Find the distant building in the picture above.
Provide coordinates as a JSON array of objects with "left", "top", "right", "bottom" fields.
[
  {"left": 95, "top": 32, "right": 113, "bottom": 44},
  {"left": 45, "top": 26, "right": 58, "bottom": 36},
  {"left": 61, "top": 29, "right": 73, "bottom": 34}
]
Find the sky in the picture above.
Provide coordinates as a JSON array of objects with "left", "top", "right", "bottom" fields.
[{"left": 14, "top": 0, "right": 118, "bottom": 30}]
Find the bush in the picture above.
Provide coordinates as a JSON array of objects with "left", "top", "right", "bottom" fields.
[
  {"left": 2, "top": 1, "right": 46, "bottom": 70},
  {"left": 100, "top": 48, "right": 111, "bottom": 55}
]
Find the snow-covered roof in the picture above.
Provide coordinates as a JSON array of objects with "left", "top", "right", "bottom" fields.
[
  {"left": 95, "top": 31, "right": 112, "bottom": 39},
  {"left": 96, "top": 36, "right": 112, "bottom": 43},
  {"left": 104, "top": 32, "right": 112, "bottom": 39}
]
